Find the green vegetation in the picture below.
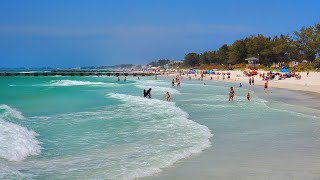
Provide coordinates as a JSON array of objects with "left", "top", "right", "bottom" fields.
[{"left": 182, "top": 22, "right": 320, "bottom": 70}]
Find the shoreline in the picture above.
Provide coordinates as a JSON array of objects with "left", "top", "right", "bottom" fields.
[
  {"left": 145, "top": 74, "right": 320, "bottom": 180},
  {"left": 155, "top": 70, "right": 320, "bottom": 94}
]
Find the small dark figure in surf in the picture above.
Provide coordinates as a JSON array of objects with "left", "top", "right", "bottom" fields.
[
  {"left": 124, "top": 77, "right": 127, "bottom": 81},
  {"left": 117, "top": 76, "right": 120, "bottom": 81},
  {"left": 229, "top": 87, "right": 235, "bottom": 101},
  {"left": 249, "top": 77, "right": 251, "bottom": 85},
  {"left": 144, "top": 88, "right": 152, "bottom": 99},
  {"left": 172, "top": 79, "right": 175, "bottom": 87},
  {"left": 239, "top": 83, "right": 242, "bottom": 87},
  {"left": 252, "top": 77, "right": 255, "bottom": 85},
  {"left": 138, "top": 77, "right": 140, "bottom": 80},
  {"left": 247, "top": 92, "right": 250, "bottom": 101}
]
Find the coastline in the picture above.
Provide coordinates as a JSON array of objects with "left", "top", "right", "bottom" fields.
[
  {"left": 144, "top": 74, "right": 320, "bottom": 180},
  {"left": 178, "top": 70, "right": 320, "bottom": 95}
]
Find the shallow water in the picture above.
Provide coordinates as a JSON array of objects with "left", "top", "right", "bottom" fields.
[{"left": 0, "top": 76, "right": 319, "bottom": 179}]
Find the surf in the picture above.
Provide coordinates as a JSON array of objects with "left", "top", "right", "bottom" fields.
[{"left": 0, "top": 105, "right": 41, "bottom": 162}]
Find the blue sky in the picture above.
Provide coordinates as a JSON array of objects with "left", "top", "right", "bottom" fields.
[{"left": 0, "top": 0, "right": 319, "bottom": 68}]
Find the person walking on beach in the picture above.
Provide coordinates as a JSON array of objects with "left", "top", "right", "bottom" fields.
[
  {"left": 172, "top": 79, "right": 175, "bottom": 87},
  {"left": 264, "top": 80, "right": 268, "bottom": 92},
  {"left": 249, "top": 77, "right": 252, "bottom": 85},
  {"left": 252, "top": 77, "right": 255, "bottom": 85},
  {"left": 229, "top": 87, "right": 235, "bottom": 101},
  {"left": 165, "top": 92, "right": 171, "bottom": 102},
  {"left": 247, "top": 92, "right": 250, "bottom": 101},
  {"left": 307, "top": 71, "right": 309, "bottom": 77}
]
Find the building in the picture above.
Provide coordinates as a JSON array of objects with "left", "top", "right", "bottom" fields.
[{"left": 245, "top": 57, "right": 259, "bottom": 69}]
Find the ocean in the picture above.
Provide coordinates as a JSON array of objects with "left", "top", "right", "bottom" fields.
[{"left": 1, "top": 75, "right": 320, "bottom": 179}]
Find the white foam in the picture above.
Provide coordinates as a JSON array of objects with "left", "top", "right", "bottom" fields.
[
  {"left": 0, "top": 104, "right": 25, "bottom": 120},
  {"left": 135, "top": 80, "right": 181, "bottom": 94},
  {"left": 108, "top": 93, "right": 212, "bottom": 179},
  {"left": 0, "top": 105, "right": 41, "bottom": 161},
  {"left": 49, "top": 80, "right": 107, "bottom": 86}
]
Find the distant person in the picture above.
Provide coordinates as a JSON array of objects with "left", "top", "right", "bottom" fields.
[
  {"left": 222, "top": 74, "right": 225, "bottom": 80},
  {"left": 264, "top": 80, "right": 268, "bottom": 92},
  {"left": 138, "top": 77, "right": 140, "bottom": 80},
  {"left": 172, "top": 79, "right": 175, "bottom": 87},
  {"left": 247, "top": 92, "right": 250, "bottom": 101},
  {"left": 210, "top": 77, "right": 213, "bottom": 80},
  {"left": 165, "top": 92, "right": 171, "bottom": 102},
  {"left": 239, "top": 83, "right": 242, "bottom": 87},
  {"left": 124, "top": 77, "right": 127, "bottom": 81},
  {"left": 177, "top": 79, "right": 180, "bottom": 87},
  {"left": 189, "top": 76, "right": 191, "bottom": 80},
  {"left": 229, "top": 87, "right": 235, "bottom": 101},
  {"left": 155, "top": 75, "right": 157, "bottom": 80},
  {"left": 252, "top": 77, "right": 254, "bottom": 85},
  {"left": 117, "top": 76, "right": 120, "bottom": 81},
  {"left": 144, "top": 88, "right": 152, "bottom": 98},
  {"left": 307, "top": 71, "right": 309, "bottom": 77},
  {"left": 249, "top": 77, "right": 252, "bottom": 85}
]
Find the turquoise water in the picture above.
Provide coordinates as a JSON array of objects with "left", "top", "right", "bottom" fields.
[{"left": 1, "top": 76, "right": 320, "bottom": 179}]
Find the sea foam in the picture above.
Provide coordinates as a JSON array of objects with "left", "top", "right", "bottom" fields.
[
  {"left": 49, "top": 80, "right": 107, "bottom": 86},
  {"left": 0, "top": 105, "right": 41, "bottom": 161},
  {"left": 107, "top": 93, "right": 212, "bottom": 179}
]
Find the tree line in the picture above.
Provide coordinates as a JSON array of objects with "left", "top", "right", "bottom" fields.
[{"left": 183, "top": 22, "right": 320, "bottom": 68}]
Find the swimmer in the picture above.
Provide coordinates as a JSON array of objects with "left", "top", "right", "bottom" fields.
[
  {"left": 165, "top": 92, "right": 171, "bottom": 102},
  {"left": 229, "top": 87, "right": 235, "bottom": 101}
]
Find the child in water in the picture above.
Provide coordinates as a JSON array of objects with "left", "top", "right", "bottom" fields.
[{"left": 247, "top": 92, "right": 250, "bottom": 101}]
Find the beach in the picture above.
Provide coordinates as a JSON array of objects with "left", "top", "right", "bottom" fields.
[
  {"left": 1, "top": 74, "right": 320, "bottom": 179},
  {"left": 177, "top": 70, "right": 320, "bottom": 94}
]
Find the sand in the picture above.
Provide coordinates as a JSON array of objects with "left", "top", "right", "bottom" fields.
[{"left": 177, "top": 70, "right": 320, "bottom": 94}]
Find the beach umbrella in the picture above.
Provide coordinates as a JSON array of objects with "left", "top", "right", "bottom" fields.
[{"left": 280, "top": 68, "right": 289, "bottom": 73}]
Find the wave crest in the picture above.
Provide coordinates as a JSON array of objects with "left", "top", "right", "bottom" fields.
[{"left": 0, "top": 105, "right": 41, "bottom": 161}]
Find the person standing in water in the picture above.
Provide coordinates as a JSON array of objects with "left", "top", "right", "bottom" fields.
[
  {"left": 172, "top": 79, "right": 175, "bottom": 87},
  {"left": 229, "top": 87, "right": 235, "bottom": 101},
  {"left": 249, "top": 77, "right": 252, "bottom": 85},
  {"left": 264, "top": 80, "right": 268, "bottom": 92},
  {"left": 252, "top": 77, "right": 255, "bottom": 85},
  {"left": 165, "top": 92, "right": 171, "bottom": 102},
  {"left": 124, "top": 77, "right": 127, "bottom": 81},
  {"left": 247, "top": 92, "right": 250, "bottom": 101},
  {"left": 177, "top": 79, "right": 180, "bottom": 87},
  {"left": 117, "top": 76, "right": 120, "bottom": 81},
  {"left": 239, "top": 83, "right": 242, "bottom": 87}
]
